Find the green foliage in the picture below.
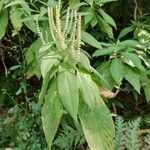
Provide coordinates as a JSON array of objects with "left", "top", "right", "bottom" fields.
[
  {"left": 115, "top": 117, "right": 126, "bottom": 150},
  {"left": 144, "top": 134, "right": 150, "bottom": 148},
  {"left": 69, "top": 0, "right": 117, "bottom": 37},
  {"left": 34, "top": 1, "right": 115, "bottom": 149},
  {"left": 81, "top": 31, "right": 102, "bottom": 49},
  {"left": 110, "top": 58, "right": 124, "bottom": 85},
  {"left": 53, "top": 118, "right": 85, "bottom": 149},
  {"left": 115, "top": 116, "right": 150, "bottom": 150},
  {"left": 126, "top": 118, "right": 141, "bottom": 150},
  {"left": 0, "top": 0, "right": 150, "bottom": 149},
  {"left": 0, "top": 103, "right": 48, "bottom": 149},
  {"left": 42, "top": 79, "right": 63, "bottom": 149},
  {"left": 93, "top": 39, "right": 149, "bottom": 94}
]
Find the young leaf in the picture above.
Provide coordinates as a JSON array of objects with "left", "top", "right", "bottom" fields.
[
  {"left": 79, "top": 84, "right": 115, "bottom": 150},
  {"left": 81, "top": 31, "right": 102, "bottom": 49},
  {"left": 42, "top": 80, "right": 63, "bottom": 149},
  {"left": 110, "top": 58, "right": 124, "bottom": 85},
  {"left": 124, "top": 66, "right": 140, "bottom": 93},
  {"left": 58, "top": 70, "right": 79, "bottom": 121},
  {"left": 0, "top": 9, "right": 8, "bottom": 40}
]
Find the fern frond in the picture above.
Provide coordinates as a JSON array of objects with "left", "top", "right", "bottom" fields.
[
  {"left": 145, "top": 134, "right": 150, "bottom": 147},
  {"left": 115, "top": 116, "right": 126, "bottom": 150},
  {"left": 126, "top": 118, "right": 141, "bottom": 150},
  {"left": 53, "top": 123, "right": 85, "bottom": 149}
]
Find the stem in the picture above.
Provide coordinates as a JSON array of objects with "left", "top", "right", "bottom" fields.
[{"left": 18, "top": 33, "right": 29, "bottom": 110}]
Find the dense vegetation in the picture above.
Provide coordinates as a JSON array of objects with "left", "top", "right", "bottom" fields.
[{"left": 0, "top": 0, "right": 150, "bottom": 149}]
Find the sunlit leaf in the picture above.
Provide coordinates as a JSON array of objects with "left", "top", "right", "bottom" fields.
[
  {"left": 79, "top": 79, "right": 115, "bottom": 150},
  {"left": 122, "top": 52, "right": 145, "bottom": 71},
  {"left": 58, "top": 70, "right": 79, "bottom": 121},
  {"left": 10, "top": 6, "right": 23, "bottom": 31},
  {"left": 42, "top": 80, "right": 63, "bottom": 149}
]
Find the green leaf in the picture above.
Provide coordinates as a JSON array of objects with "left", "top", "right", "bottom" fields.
[
  {"left": 47, "top": 0, "right": 57, "bottom": 6},
  {"left": 98, "top": 16, "right": 114, "bottom": 38},
  {"left": 118, "top": 26, "right": 135, "bottom": 39},
  {"left": 97, "top": 62, "right": 115, "bottom": 90},
  {"left": 81, "top": 31, "right": 102, "bottom": 49},
  {"left": 95, "top": 0, "right": 117, "bottom": 4},
  {"left": 25, "top": 38, "right": 42, "bottom": 65},
  {"left": 93, "top": 47, "right": 121, "bottom": 57},
  {"left": 84, "top": 8, "right": 94, "bottom": 24},
  {"left": 77, "top": 72, "right": 95, "bottom": 108},
  {"left": 122, "top": 52, "right": 145, "bottom": 71},
  {"left": 19, "top": 0, "right": 31, "bottom": 15},
  {"left": 99, "top": 8, "right": 116, "bottom": 28},
  {"left": 85, "top": 0, "right": 93, "bottom": 6},
  {"left": 9, "top": 65, "right": 21, "bottom": 71},
  {"left": 79, "top": 52, "right": 92, "bottom": 71},
  {"left": 40, "top": 52, "right": 60, "bottom": 78},
  {"left": 42, "top": 80, "right": 63, "bottom": 149},
  {"left": 23, "top": 16, "right": 37, "bottom": 33},
  {"left": 58, "top": 70, "right": 79, "bottom": 121},
  {"left": 69, "top": 0, "right": 80, "bottom": 9},
  {"left": 0, "top": 9, "right": 8, "bottom": 40},
  {"left": 79, "top": 81, "right": 115, "bottom": 150},
  {"left": 120, "top": 40, "right": 139, "bottom": 47},
  {"left": 4, "top": 1, "right": 24, "bottom": 8},
  {"left": 124, "top": 66, "right": 140, "bottom": 93},
  {"left": 91, "top": 67, "right": 113, "bottom": 90},
  {"left": 10, "top": 6, "right": 23, "bottom": 32},
  {"left": 90, "top": 16, "right": 98, "bottom": 27},
  {"left": 144, "top": 80, "right": 150, "bottom": 103},
  {"left": 110, "top": 58, "right": 124, "bottom": 85}
]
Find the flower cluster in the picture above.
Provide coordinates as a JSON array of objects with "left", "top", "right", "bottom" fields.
[{"left": 35, "top": 0, "right": 82, "bottom": 65}]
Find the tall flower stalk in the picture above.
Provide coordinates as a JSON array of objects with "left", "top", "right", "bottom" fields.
[{"left": 47, "top": 0, "right": 81, "bottom": 65}]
